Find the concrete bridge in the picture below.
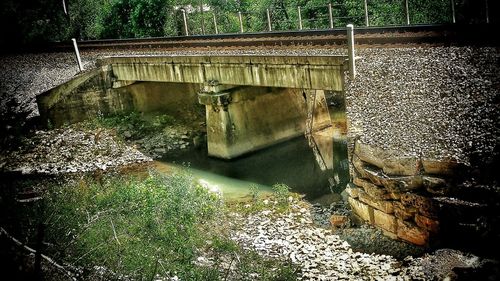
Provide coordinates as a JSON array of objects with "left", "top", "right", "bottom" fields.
[
  {"left": 37, "top": 55, "right": 347, "bottom": 158},
  {"left": 100, "top": 55, "right": 345, "bottom": 91}
]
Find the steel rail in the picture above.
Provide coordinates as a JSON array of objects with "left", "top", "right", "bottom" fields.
[{"left": 15, "top": 24, "right": 499, "bottom": 53}]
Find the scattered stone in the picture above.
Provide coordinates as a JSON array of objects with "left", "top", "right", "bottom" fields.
[
  {"left": 329, "top": 215, "right": 349, "bottom": 228},
  {"left": 227, "top": 198, "right": 488, "bottom": 280},
  {"left": 0, "top": 127, "right": 152, "bottom": 174}
]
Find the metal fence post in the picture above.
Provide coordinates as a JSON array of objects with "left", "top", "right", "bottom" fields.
[
  {"left": 182, "top": 9, "right": 189, "bottom": 35},
  {"left": 267, "top": 9, "right": 272, "bottom": 31},
  {"left": 364, "top": 0, "right": 369, "bottom": 26},
  {"left": 346, "top": 24, "right": 356, "bottom": 79},
  {"left": 405, "top": 0, "right": 410, "bottom": 25},
  {"left": 485, "top": 0, "right": 490, "bottom": 24},
  {"left": 328, "top": 3, "right": 334, "bottom": 29},
  {"left": 238, "top": 11, "right": 244, "bottom": 33},
  {"left": 450, "top": 0, "right": 456, "bottom": 23},
  {"left": 298, "top": 6, "right": 303, "bottom": 30},
  {"left": 62, "top": 0, "right": 68, "bottom": 15},
  {"left": 200, "top": 0, "right": 205, "bottom": 34},
  {"left": 213, "top": 13, "right": 219, "bottom": 34},
  {"left": 71, "top": 38, "right": 83, "bottom": 72}
]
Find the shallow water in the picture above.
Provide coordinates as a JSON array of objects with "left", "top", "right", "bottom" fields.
[{"left": 156, "top": 131, "right": 349, "bottom": 201}]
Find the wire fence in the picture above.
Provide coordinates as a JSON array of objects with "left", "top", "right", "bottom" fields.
[{"left": 167, "top": 0, "right": 492, "bottom": 36}]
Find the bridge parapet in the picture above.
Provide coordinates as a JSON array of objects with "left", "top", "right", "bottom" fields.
[{"left": 98, "top": 55, "right": 346, "bottom": 91}]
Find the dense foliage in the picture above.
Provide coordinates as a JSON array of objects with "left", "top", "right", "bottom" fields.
[
  {"left": 0, "top": 0, "right": 496, "bottom": 45},
  {"left": 1, "top": 172, "right": 298, "bottom": 279}
]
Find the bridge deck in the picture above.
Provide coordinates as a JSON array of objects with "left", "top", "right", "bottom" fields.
[{"left": 98, "top": 55, "right": 347, "bottom": 91}]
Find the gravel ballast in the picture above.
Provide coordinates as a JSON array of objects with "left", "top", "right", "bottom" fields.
[
  {"left": 345, "top": 47, "right": 499, "bottom": 165},
  {"left": 0, "top": 127, "right": 151, "bottom": 174}
]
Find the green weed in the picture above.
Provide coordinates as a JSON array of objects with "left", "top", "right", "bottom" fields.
[
  {"left": 84, "top": 111, "right": 176, "bottom": 140},
  {"left": 272, "top": 183, "right": 292, "bottom": 210},
  {"left": 1, "top": 173, "right": 299, "bottom": 280},
  {"left": 37, "top": 171, "right": 221, "bottom": 279}
]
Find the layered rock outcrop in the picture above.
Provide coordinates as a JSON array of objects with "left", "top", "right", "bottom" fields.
[{"left": 347, "top": 140, "right": 497, "bottom": 247}]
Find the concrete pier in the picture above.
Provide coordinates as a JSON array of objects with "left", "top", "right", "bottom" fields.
[{"left": 198, "top": 84, "right": 331, "bottom": 159}]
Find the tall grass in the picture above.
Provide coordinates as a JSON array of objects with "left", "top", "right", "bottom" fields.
[
  {"left": 85, "top": 111, "right": 176, "bottom": 140},
  {"left": 1, "top": 171, "right": 299, "bottom": 280},
  {"left": 40, "top": 171, "right": 222, "bottom": 279}
]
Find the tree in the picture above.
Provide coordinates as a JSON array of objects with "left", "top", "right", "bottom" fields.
[
  {"left": 68, "top": 0, "right": 110, "bottom": 40},
  {"left": 0, "top": 0, "right": 69, "bottom": 46}
]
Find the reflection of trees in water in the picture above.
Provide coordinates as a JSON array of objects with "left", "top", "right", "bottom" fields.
[{"left": 163, "top": 136, "right": 344, "bottom": 200}]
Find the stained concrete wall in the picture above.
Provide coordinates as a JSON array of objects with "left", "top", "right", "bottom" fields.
[
  {"left": 120, "top": 82, "right": 201, "bottom": 122},
  {"left": 99, "top": 55, "right": 346, "bottom": 91},
  {"left": 37, "top": 69, "right": 201, "bottom": 127},
  {"left": 203, "top": 87, "right": 331, "bottom": 159},
  {"left": 37, "top": 55, "right": 342, "bottom": 159}
]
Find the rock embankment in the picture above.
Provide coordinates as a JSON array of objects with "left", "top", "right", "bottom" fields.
[
  {"left": 228, "top": 199, "right": 484, "bottom": 280},
  {"left": 345, "top": 46, "right": 499, "bottom": 165},
  {"left": 344, "top": 47, "right": 500, "bottom": 247},
  {"left": 0, "top": 127, "right": 151, "bottom": 174}
]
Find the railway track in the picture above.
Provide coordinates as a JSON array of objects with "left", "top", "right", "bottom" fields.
[{"left": 25, "top": 23, "right": 500, "bottom": 52}]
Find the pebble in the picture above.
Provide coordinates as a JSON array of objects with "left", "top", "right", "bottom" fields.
[
  {"left": 0, "top": 127, "right": 152, "bottom": 174},
  {"left": 227, "top": 199, "right": 484, "bottom": 280},
  {"left": 345, "top": 47, "right": 499, "bottom": 164}
]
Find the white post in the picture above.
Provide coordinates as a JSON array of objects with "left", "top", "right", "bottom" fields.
[
  {"left": 485, "top": 0, "right": 490, "bottom": 24},
  {"left": 213, "top": 13, "right": 219, "bottom": 34},
  {"left": 238, "top": 11, "right": 244, "bottom": 33},
  {"left": 346, "top": 24, "right": 356, "bottom": 79},
  {"left": 182, "top": 9, "right": 189, "bottom": 36},
  {"left": 405, "top": 0, "right": 410, "bottom": 25},
  {"left": 62, "top": 0, "right": 68, "bottom": 15},
  {"left": 267, "top": 9, "right": 272, "bottom": 31},
  {"left": 71, "top": 38, "right": 83, "bottom": 72},
  {"left": 328, "top": 3, "right": 334, "bottom": 29},
  {"left": 451, "top": 0, "right": 456, "bottom": 23},
  {"left": 364, "top": 0, "right": 369, "bottom": 26},
  {"left": 200, "top": 0, "right": 205, "bottom": 34},
  {"left": 298, "top": 6, "right": 303, "bottom": 30}
]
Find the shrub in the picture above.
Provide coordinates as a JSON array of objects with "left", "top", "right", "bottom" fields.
[
  {"left": 41, "top": 171, "right": 222, "bottom": 279},
  {"left": 272, "top": 183, "right": 291, "bottom": 209}
]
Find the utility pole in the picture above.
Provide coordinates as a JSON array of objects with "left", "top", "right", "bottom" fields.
[
  {"left": 62, "top": 0, "right": 68, "bottom": 15},
  {"left": 267, "top": 9, "right": 272, "bottom": 31},
  {"left": 182, "top": 9, "right": 189, "bottom": 36},
  {"left": 238, "top": 11, "right": 244, "bottom": 33},
  {"left": 71, "top": 39, "right": 83, "bottom": 71},
  {"left": 485, "top": 0, "right": 490, "bottom": 24},
  {"left": 328, "top": 3, "right": 334, "bottom": 29},
  {"left": 346, "top": 24, "right": 356, "bottom": 79},
  {"left": 213, "top": 13, "right": 219, "bottom": 34},
  {"left": 450, "top": 0, "right": 456, "bottom": 23}
]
